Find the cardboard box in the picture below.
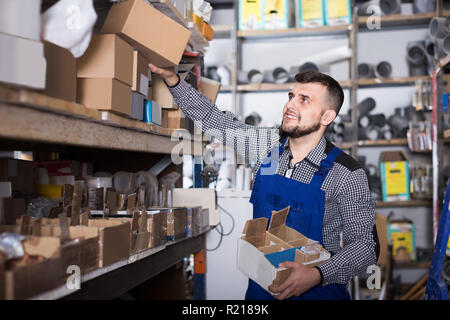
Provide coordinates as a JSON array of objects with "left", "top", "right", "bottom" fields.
[
  {"left": 263, "top": 0, "right": 290, "bottom": 29},
  {"left": 132, "top": 50, "right": 149, "bottom": 96},
  {"left": 388, "top": 220, "right": 416, "bottom": 262},
  {"left": 115, "top": 212, "right": 151, "bottom": 253},
  {"left": 0, "top": 0, "right": 41, "bottom": 41},
  {"left": 152, "top": 75, "right": 177, "bottom": 109},
  {"left": 237, "top": 206, "right": 330, "bottom": 294},
  {"left": 77, "top": 34, "right": 133, "bottom": 86},
  {"left": 199, "top": 77, "right": 221, "bottom": 104},
  {"left": 88, "top": 219, "right": 131, "bottom": 267},
  {"left": 0, "top": 159, "right": 34, "bottom": 193},
  {"left": 324, "top": 0, "right": 351, "bottom": 26},
  {"left": 0, "top": 33, "right": 46, "bottom": 89},
  {"left": 77, "top": 78, "right": 132, "bottom": 116},
  {"left": 101, "top": 0, "right": 191, "bottom": 67},
  {"left": 150, "top": 207, "right": 187, "bottom": 241},
  {"left": 297, "top": 0, "right": 325, "bottom": 27},
  {"left": 43, "top": 41, "right": 77, "bottom": 102},
  {"left": 147, "top": 210, "right": 167, "bottom": 248},
  {"left": 173, "top": 188, "right": 220, "bottom": 226},
  {"left": 162, "top": 109, "right": 185, "bottom": 129},
  {"left": 186, "top": 206, "right": 203, "bottom": 237},
  {"left": 375, "top": 213, "right": 389, "bottom": 268},
  {"left": 4, "top": 236, "right": 63, "bottom": 300},
  {"left": 193, "top": 13, "right": 204, "bottom": 31},
  {"left": 143, "top": 100, "right": 162, "bottom": 126},
  {"left": 379, "top": 151, "right": 410, "bottom": 202},
  {"left": 131, "top": 91, "right": 145, "bottom": 121},
  {"left": 239, "top": 0, "right": 264, "bottom": 30},
  {"left": 41, "top": 225, "right": 100, "bottom": 273}
]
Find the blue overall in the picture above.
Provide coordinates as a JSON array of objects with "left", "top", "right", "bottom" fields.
[{"left": 245, "top": 139, "right": 351, "bottom": 300}]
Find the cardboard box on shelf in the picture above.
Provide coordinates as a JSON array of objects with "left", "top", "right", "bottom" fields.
[
  {"left": 199, "top": 77, "right": 221, "bottom": 104},
  {"left": 162, "top": 109, "right": 187, "bottom": 130},
  {"left": 4, "top": 236, "right": 63, "bottom": 300},
  {"left": 239, "top": 0, "right": 263, "bottom": 30},
  {"left": 143, "top": 100, "right": 162, "bottom": 126},
  {"left": 150, "top": 207, "right": 187, "bottom": 241},
  {"left": 0, "top": 0, "right": 41, "bottom": 41},
  {"left": 202, "top": 21, "right": 214, "bottom": 41},
  {"left": 263, "top": 0, "right": 291, "bottom": 29},
  {"left": 132, "top": 50, "right": 149, "bottom": 97},
  {"left": 323, "top": 0, "right": 351, "bottom": 26},
  {"left": 379, "top": 151, "right": 410, "bottom": 202},
  {"left": 88, "top": 219, "right": 131, "bottom": 267},
  {"left": 173, "top": 188, "right": 219, "bottom": 226},
  {"left": 147, "top": 210, "right": 167, "bottom": 248},
  {"left": 101, "top": 0, "right": 191, "bottom": 67},
  {"left": 43, "top": 41, "right": 77, "bottom": 102},
  {"left": 0, "top": 159, "right": 34, "bottom": 193},
  {"left": 297, "top": 0, "right": 325, "bottom": 27},
  {"left": 131, "top": 91, "right": 145, "bottom": 121},
  {"left": 77, "top": 34, "right": 133, "bottom": 86},
  {"left": 388, "top": 219, "right": 416, "bottom": 262},
  {"left": 0, "top": 32, "right": 46, "bottom": 89},
  {"left": 375, "top": 213, "right": 389, "bottom": 268},
  {"left": 77, "top": 78, "right": 132, "bottom": 116},
  {"left": 237, "top": 206, "right": 330, "bottom": 295}
]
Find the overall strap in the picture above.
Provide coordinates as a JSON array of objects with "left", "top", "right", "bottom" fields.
[{"left": 310, "top": 146, "right": 342, "bottom": 187}]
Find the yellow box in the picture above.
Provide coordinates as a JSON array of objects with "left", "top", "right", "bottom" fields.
[
  {"left": 239, "top": 0, "right": 263, "bottom": 30},
  {"left": 202, "top": 22, "right": 214, "bottom": 41}
]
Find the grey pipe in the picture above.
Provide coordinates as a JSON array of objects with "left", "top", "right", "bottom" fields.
[
  {"left": 341, "top": 122, "right": 354, "bottom": 142},
  {"left": 388, "top": 114, "right": 409, "bottom": 138},
  {"left": 238, "top": 69, "right": 263, "bottom": 84},
  {"left": 446, "top": 16, "right": 450, "bottom": 34},
  {"left": 413, "top": 0, "right": 435, "bottom": 14},
  {"left": 358, "top": 63, "right": 375, "bottom": 78},
  {"left": 382, "top": 127, "right": 394, "bottom": 140},
  {"left": 435, "top": 39, "right": 448, "bottom": 59},
  {"left": 289, "top": 62, "right": 319, "bottom": 82},
  {"left": 424, "top": 38, "right": 435, "bottom": 74},
  {"left": 429, "top": 17, "right": 447, "bottom": 39},
  {"left": 357, "top": 1, "right": 378, "bottom": 16},
  {"left": 358, "top": 126, "right": 380, "bottom": 141},
  {"left": 407, "top": 41, "right": 428, "bottom": 76},
  {"left": 436, "top": 35, "right": 450, "bottom": 56},
  {"left": 358, "top": 97, "right": 376, "bottom": 117},
  {"left": 363, "top": 113, "right": 387, "bottom": 127},
  {"left": 244, "top": 112, "right": 262, "bottom": 126},
  {"left": 380, "top": 0, "right": 401, "bottom": 15},
  {"left": 375, "top": 61, "right": 392, "bottom": 78},
  {"left": 263, "top": 67, "right": 289, "bottom": 84}
]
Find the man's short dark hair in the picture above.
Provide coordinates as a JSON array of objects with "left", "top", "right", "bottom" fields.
[{"left": 294, "top": 71, "right": 344, "bottom": 115}]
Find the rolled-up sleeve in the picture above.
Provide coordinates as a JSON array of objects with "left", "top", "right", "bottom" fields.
[{"left": 317, "top": 168, "right": 378, "bottom": 286}]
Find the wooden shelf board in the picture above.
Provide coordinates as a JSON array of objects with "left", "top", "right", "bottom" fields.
[
  {"left": 393, "top": 261, "right": 431, "bottom": 270},
  {"left": 358, "top": 12, "right": 449, "bottom": 28},
  {"left": 375, "top": 200, "right": 432, "bottom": 208},
  {"left": 236, "top": 80, "right": 352, "bottom": 92},
  {"left": 237, "top": 24, "right": 351, "bottom": 38},
  {"left": 358, "top": 76, "right": 431, "bottom": 87},
  {"left": 0, "top": 85, "right": 203, "bottom": 155}
]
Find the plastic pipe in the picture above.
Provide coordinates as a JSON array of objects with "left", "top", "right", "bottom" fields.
[
  {"left": 407, "top": 41, "right": 427, "bottom": 76},
  {"left": 297, "top": 46, "right": 352, "bottom": 67},
  {"left": 413, "top": 0, "right": 435, "bottom": 13},
  {"left": 375, "top": 61, "right": 392, "bottom": 78},
  {"left": 380, "top": 0, "right": 401, "bottom": 15},
  {"left": 429, "top": 17, "right": 447, "bottom": 39},
  {"left": 263, "top": 67, "right": 289, "bottom": 84},
  {"left": 238, "top": 69, "right": 263, "bottom": 84},
  {"left": 358, "top": 63, "right": 375, "bottom": 78},
  {"left": 358, "top": 97, "right": 376, "bottom": 117}
]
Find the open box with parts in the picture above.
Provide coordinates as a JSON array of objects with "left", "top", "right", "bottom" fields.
[{"left": 237, "top": 206, "right": 330, "bottom": 294}]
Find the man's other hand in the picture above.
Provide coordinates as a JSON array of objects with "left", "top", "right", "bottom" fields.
[
  {"left": 148, "top": 63, "right": 178, "bottom": 87},
  {"left": 268, "top": 261, "right": 321, "bottom": 300}
]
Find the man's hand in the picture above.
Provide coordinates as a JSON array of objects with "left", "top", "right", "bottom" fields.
[
  {"left": 148, "top": 63, "right": 179, "bottom": 87},
  {"left": 268, "top": 261, "right": 321, "bottom": 300}
]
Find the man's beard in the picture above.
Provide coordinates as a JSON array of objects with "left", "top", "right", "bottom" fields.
[{"left": 280, "top": 119, "right": 321, "bottom": 138}]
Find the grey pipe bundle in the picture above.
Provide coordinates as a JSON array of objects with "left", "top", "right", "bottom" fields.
[
  {"left": 388, "top": 114, "right": 409, "bottom": 138},
  {"left": 358, "top": 125, "right": 380, "bottom": 141},
  {"left": 357, "top": 97, "right": 376, "bottom": 117},
  {"left": 288, "top": 62, "right": 319, "bottom": 82},
  {"left": 436, "top": 36, "right": 450, "bottom": 56},
  {"left": 263, "top": 67, "right": 289, "bottom": 84},
  {"left": 424, "top": 38, "right": 435, "bottom": 74},
  {"left": 380, "top": 0, "right": 401, "bottom": 15},
  {"left": 238, "top": 69, "right": 264, "bottom": 84},
  {"left": 375, "top": 61, "right": 392, "bottom": 78},
  {"left": 360, "top": 113, "right": 387, "bottom": 128},
  {"left": 407, "top": 41, "right": 428, "bottom": 76},
  {"left": 358, "top": 63, "right": 375, "bottom": 78},
  {"left": 429, "top": 17, "right": 447, "bottom": 39},
  {"left": 413, "top": 0, "right": 435, "bottom": 14},
  {"left": 381, "top": 127, "right": 394, "bottom": 140}
]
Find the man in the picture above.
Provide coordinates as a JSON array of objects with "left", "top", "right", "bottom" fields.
[{"left": 149, "top": 63, "right": 379, "bottom": 300}]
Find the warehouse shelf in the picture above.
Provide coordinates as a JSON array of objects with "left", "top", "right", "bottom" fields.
[
  {"left": 358, "top": 11, "right": 450, "bottom": 30},
  {"left": 237, "top": 24, "right": 351, "bottom": 39},
  {"left": 336, "top": 139, "right": 408, "bottom": 149},
  {"left": 375, "top": 200, "right": 432, "bottom": 208},
  {"left": 32, "top": 228, "right": 211, "bottom": 300},
  {"left": 0, "top": 85, "right": 204, "bottom": 155},
  {"left": 149, "top": 0, "right": 209, "bottom": 54},
  {"left": 358, "top": 76, "right": 431, "bottom": 88},
  {"left": 393, "top": 260, "right": 431, "bottom": 270}
]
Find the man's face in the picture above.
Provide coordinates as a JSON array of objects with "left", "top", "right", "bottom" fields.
[{"left": 281, "top": 82, "right": 330, "bottom": 138}]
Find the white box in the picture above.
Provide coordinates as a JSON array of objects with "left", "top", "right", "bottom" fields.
[
  {"left": 0, "top": 0, "right": 41, "bottom": 40},
  {"left": 237, "top": 206, "right": 330, "bottom": 295},
  {"left": 0, "top": 33, "right": 46, "bottom": 89}
]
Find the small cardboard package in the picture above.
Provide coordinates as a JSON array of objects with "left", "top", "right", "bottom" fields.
[
  {"left": 199, "top": 77, "right": 221, "bottom": 104},
  {"left": 379, "top": 151, "right": 410, "bottom": 202},
  {"left": 43, "top": 41, "right": 77, "bottom": 102},
  {"left": 237, "top": 207, "right": 330, "bottom": 294},
  {"left": 88, "top": 219, "right": 131, "bottom": 267},
  {"left": 77, "top": 78, "right": 132, "bottom": 116},
  {"left": 132, "top": 50, "right": 149, "bottom": 97},
  {"left": 263, "top": 0, "right": 291, "bottom": 29},
  {"left": 147, "top": 210, "right": 167, "bottom": 248},
  {"left": 150, "top": 207, "right": 187, "bottom": 241},
  {"left": 101, "top": 0, "right": 191, "bottom": 67},
  {"left": 297, "top": 0, "right": 325, "bottom": 27},
  {"left": 0, "top": 32, "right": 46, "bottom": 89},
  {"left": 77, "top": 34, "right": 133, "bottom": 86},
  {"left": 202, "top": 22, "right": 214, "bottom": 40},
  {"left": 388, "top": 219, "right": 416, "bottom": 262},
  {"left": 323, "top": 0, "right": 351, "bottom": 26},
  {"left": 239, "top": 0, "right": 263, "bottom": 30}
]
